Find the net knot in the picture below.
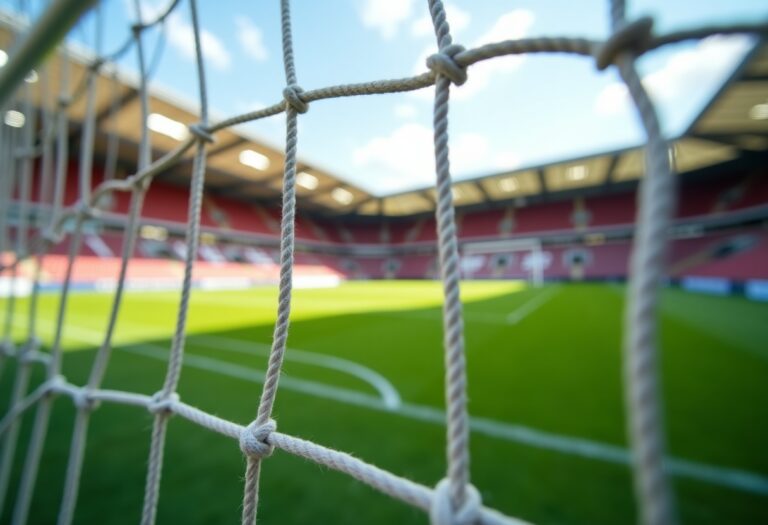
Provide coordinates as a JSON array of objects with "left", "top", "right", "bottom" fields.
[
  {"left": 22, "top": 350, "right": 50, "bottom": 366},
  {"left": 128, "top": 174, "right": 150, "bottom": 192},
  {"left": 430, "top": 479, "right": 482, "bottom": 525},
  {"left": 0, "top": 340, "right": 15, "bottom": 358},
  {"left": 42, "top": 227, "right": 64, "bottom": 246},
  {"left": 45, "top": 374, "right": 69, "bottom": 396},
  {"left": 283, "top": 85, "right": 309, "bottom": 114},
  {"left": 22, "top": 336, "right": 42, "bottom": 355},
  {"left": 72, "top": 387, "right": 100, "bottom": 411},
  {"left": 188, "top": 123, "right": 215, "bottom": 143},
  {"left": 147, "top": 391, "right": 180, "bottom": 415},
  {"left": 594, "top": 17, "right": 654, "bottom": 70},
  {"left": 76, "top": 201, "right": 94, "bottom": 219},
  {"left": 239, "top": 419, "right": 276, "bottom": 460},
  {"left": 426, "top": 44, "right": 468, "bottom": 86},
  {"left": 88, "top": 58, "right": 105, "bottom": 73},
  {"left": 18, "top": 349, "right": 44, "bottom": 365}
]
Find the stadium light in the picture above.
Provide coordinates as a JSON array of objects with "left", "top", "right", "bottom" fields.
[
  {"left": 140, "top": 224, "right": 168, "bottom": 241},
  {"left": 499, "top": 176, "right": 518, "bottom": 192},
  {"left": 0, "top": 50, "right": 40, "bottom": 83},
  {"left": 749, "top": 103, "right": 768, "bottom": 120},
  {"left": 4, "top": 109, "right": 25, "bottom": 127},
  {"left": 566, "top": 165, "right": 588, "bottom": 181},
  {"left": 239, "top": 149, "right": 270, "bottom": 171},
  {"left": 147, "top": 113, "right": 189, "bottom": 141},
  {"left": 585, "top": 233, "right": 605, "bottom": 245},
  {"left": 199, "top": 232, "right": 216, "bottom": 245},
  {"left": 331, "top": 187, "right": 354, "bottom": 205},
  {"left": 296, "top": 170, "right": 319, "bottom": 190}
]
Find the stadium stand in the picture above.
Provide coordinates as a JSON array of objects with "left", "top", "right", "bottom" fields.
[
  {"left": 0, "top": 5, "right": 767, "bottom": 525},
  {"left": 1, "top": 11, "right": 765, "bottom": 297},
  {"left": 7, "top": 162, "right": 768, "bottom": 286}
]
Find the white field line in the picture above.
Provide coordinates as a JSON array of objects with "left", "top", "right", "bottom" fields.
[
  {"left": 506, "top": 286, "right": 560, "bottom": 324},
  {"left": 126, "top": 344, "right": 395, "bottom": 411},
  {"left": 4, "top": 312, "right": 401, "bottom": 410},
  {"left": 188, "top": 334, "right": 401, "bottom": 409},
  {"left": 377, "top": 287, "right": 561, "bottom": 326},
  {"left": 4, "top": 311, "right": 768, "bottom": 496}
]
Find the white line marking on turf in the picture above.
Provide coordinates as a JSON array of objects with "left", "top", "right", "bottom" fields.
[
  {"left": 6, "top": 309, "right": 768, "bottom": 496},
  {"left": 128, "top": 345, "right": 768, "bottom": 496},
  {"left": 506, "top": 286, "right": 560, "bottom": 324},
  {"left": 126, "top": 344, "right": 396, "bottom": 411},
  {"left": 188, "top": 334, "right": 401, "bottom": 409},
  {"left": 5, "top": 312, "right": 401, "bottom": 410}
]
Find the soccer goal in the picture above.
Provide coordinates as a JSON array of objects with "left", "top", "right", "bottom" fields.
[
  {"left": 0, "top": 1, "right": 765, "bottom": 525},
  {"left": 462, "top": 238, "right": 546, "bottom": 286}
]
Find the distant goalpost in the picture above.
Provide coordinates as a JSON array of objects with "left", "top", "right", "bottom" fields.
[
  {"left": 0, "top": 1, "right": 764, "bottom": 525},
  {"left": 462, "top": 238, "right": 546, "bottom": 286}
]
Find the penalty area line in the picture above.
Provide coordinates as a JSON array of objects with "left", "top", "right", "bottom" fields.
[{"left": 506, "top": 286, "right": 560, "bottom": 324}]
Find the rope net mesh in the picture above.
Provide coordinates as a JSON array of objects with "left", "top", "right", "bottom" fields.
[{"left": 0, "top": 1, "right": 764, "bottom": 524}]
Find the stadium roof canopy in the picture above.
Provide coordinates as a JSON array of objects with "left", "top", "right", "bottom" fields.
[
  {"left": 1, "top": 12, "right": 766, "bottom": 218},
  {"left": 366, "top": 40, "right": 768, "bottom": 217}
]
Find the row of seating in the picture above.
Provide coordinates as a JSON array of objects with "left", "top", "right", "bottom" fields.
[
  {"left": 9, "top": 160, "right": 766, "bottom": 285},
  {"left": 345, "top": 230, "right": 768, "bottom": 281},
  {"left": 21, "top": 161, "right": 768, "bottom": 246}
]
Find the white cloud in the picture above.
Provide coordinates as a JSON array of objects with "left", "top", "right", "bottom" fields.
[
  {"left": 412, "top": 9, "right": 535, "bottom": 101},
  {"left": 360, "top": 0, "right": 414, "bottom": 39},
  {"left": 123, "top": 1, "right": 231, "bottom": 70},
  {"left": 453, "top": 132, "right": 490, "bottom": 171},
  {"left": 394, "top": 103, "right": 417, "bottom": 119},
  {"left": 352, "top": 123, "right": 490, "bottom": 186},
  {"left": 411, "top": 4, "right": 470, "bottom": 38},
  {"left": 476, "top": 9, "right": 534, "bottom": 45},
  {"left": 166, "top": 13, "right": 231, "bottom": 70},
  {"left": 594, "top": 35, "right": 751, "bottom": 116},
  {"left": 235, "top": 99, "right": 267, "bottom": 113},
  {"left": 235, "top": 15, "right": 268, "bottom": 62},
  {"left": 494, "top": 151, "right": 521, "bottom": 170},
  {"left": 457, "top": 9, "right": 535, "bottom": 99}
]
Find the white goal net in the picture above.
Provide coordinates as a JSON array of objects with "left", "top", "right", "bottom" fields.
[{"left": 0, "top": 1, "right": 764, "bottom": 524}]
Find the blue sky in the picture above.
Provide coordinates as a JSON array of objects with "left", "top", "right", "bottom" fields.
[{"left": 4, "top": 0, "right": 767, "bottom": 195}]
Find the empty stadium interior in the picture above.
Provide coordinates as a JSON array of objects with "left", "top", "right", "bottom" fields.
[
  {"left": 2, "top": 18, "right": 766, "bottom": 292},
  {"left": 0, "top": 4, "right": 767, "bottom": 525}
]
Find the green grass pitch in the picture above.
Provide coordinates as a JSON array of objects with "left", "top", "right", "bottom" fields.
[{"left": 0, "top": 281, "right": 766, "bottom": 524}]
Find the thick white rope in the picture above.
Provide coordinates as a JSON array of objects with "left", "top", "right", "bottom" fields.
[
  {"left": 609, "top": 3, "right": 677, "bottom": 524},
  {"left": 0, "top": 81, "right": 36, "bottom": 518},
  {"left": 0, "top": 45, "right": 65, "bottom": 520},
  {"left": 141, "top": 1, "right": 211, "bottom": 523},
  {"left": 0, "top": 377, "right": 530, "bottom": 525},
  {"left": 241, "top": 1, "right": 303, "bottom": 522},
  {"left": 56, "top": 189, "right": 147, "bottom": 525},
  {"left": 10, "top": 70, "right": 91, "bottom": 525},
  {"left": 0, "top": 14, "right": 43, "bottom": 523},
  {"left": 425, "top": 2, "right": 477, "bottom": 521},
  {"left": 24, "top": 63, "right": 55, "bottom": 361},
  {"left": 1, "top": 130, "right": 19, "bottom": 354}
]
